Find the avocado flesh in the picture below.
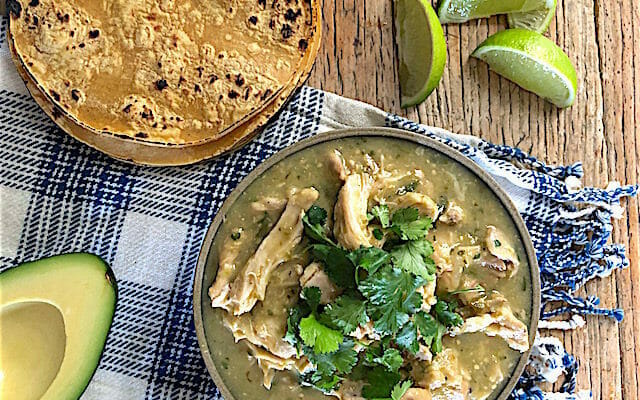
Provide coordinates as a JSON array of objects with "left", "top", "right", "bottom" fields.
[{"left": 0, "top": 253, "right": 117, "bottom": 400}]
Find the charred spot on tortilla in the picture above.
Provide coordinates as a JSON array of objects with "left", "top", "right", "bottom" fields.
[
  {"left": 298, "top": 39, "right": 308, "bottom": 51},
  {"left": 235, "top": 75, "right": 245, "bottom": 87},
  {"left": 248, "top": 16, "right": 258, "bottom": 25},
  {"left": 284, "top": 8, "right": 302, "bottom": 22},
  {"left": 281, "top": 24, "right": 293, "bottom": 39},
  {"left": 88, "top": 29, "right": 99, "bottom": 39},
  {"left": 29, "top": 0, "right": 39, "bottom": 6},
  {"left": 71, "top": 89, "right": 80, "bottom": 101},
  {"left": 135, "top": 132, "right": 149, "bottom": 139},
  {"left": 8, "top": 0, "right": 22, "bottom": 18},
  {"left": 155, "top": 80, "right": 168, "bottom": 91},
  {"left": 229, "top": 90, "right": 240, "bottom": 99}
]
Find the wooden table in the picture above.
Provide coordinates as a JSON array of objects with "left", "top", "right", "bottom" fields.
[{"left": 308, "top": 1, "right": 639, "bottom": 398}]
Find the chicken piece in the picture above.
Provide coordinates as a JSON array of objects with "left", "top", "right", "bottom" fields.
[
  {"left": 401, "top": 388, "right": 433, "bottom": 400},
  {"left": 455, "top": 276, "right": 485, "bottom": 306},
  {"left": 208, "top": 235, "right": 244, "bottom": 309},
  {"left": 438, "top": 203, "right": 464, "bottom": 225},
  {"left": 300, "top": 262, "right": 342, "bottom": 304},
  {"left": 432, "top": 242, "right": 454, "bottom": 274},
  {"left": 411, "top": 349, "right": 468, "bottom": 399},
  {"left": 336, "top": 380, "right": 366, "bottom": 400},
  {"left": 417, "top": 279, "right": 437, "bottom": 312},
  {"left": 333, "top": 173, "right": 375, "bottom": 250},
  {"left": 210, "top": 187, "right": 319, "bottom": 315},
  {"left": 451, "top": 293, "right": 529, "bottom": 352},
  {"left": 482, "top": 226, "right": 519, "bottom": 278},
  {"left": 245, "top": 342, "right": 312, "bottom": 389},
  {"left": 389, "top": 192, "right": 438, "bottom": 220},
  {"left": 223, "top": 262, "right": 302, "bottom": 359},
  {"left": 350, "top": 320, "right": 381, "bottom": 343},
  {"left": 329, "top": 149, "right": 349, "bottom": 181},
  {"left": 250, "top": 197, "right": 287, "bottom": 214},
  {"left": 415, "top": 343, "right": 433, "bottom": 362}
]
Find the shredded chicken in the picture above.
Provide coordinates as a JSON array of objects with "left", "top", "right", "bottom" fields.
[
  {"left": 329, "top": 149, "right": 349, "bottom": 181},
  {"left": 390, "top": 192, "right": 438, "bottom": 220},
  {"left": 438, "top": 203, "right": 464, "bottom": 225},
  {"left": 250, "top": 197, "right": 287, "bottom": 214},
  {"left": 350, "top": 320, "right": 381, "bottom": 342},
  {"left": 451, "top": 293, "right": 529, "bottom": 352},
  {"left": 223, "top": 262, "right": 302, "bottom": 359},
  {"left": 333, "top": 172, "right": 375, "bottom": 250},
  {"left": 411, "top": 349, "right": 468, "bottom": 400},
  {"left": 207, "top": 235, "right": 244, "bottom": 309},
  {"left": 418, "top": 279, "right": 437, "bottom": 312},
  {"left": 481, "top": 226, "right": 519, "bottom": 278},
  {"left": 401, "top": 388, "right": 433, "bottom": 400},
  {"left": 209, "top": 187, "right": 319, "bottom": 315},
  {"left": 300, "top": 262, "right": 342, "bottom": 304},
  {"left": 432, "top": 242, "right": 454, "bottom": 274},
  {"left": 245, "top": 342, "right": 312, "bottom": 389},
  {"left": 335, "top": 380, "right": 365, "bottom": 400}
]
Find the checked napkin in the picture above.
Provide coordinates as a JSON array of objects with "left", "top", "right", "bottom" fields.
[{"left": 0, "top": 17, "right": 637, "bottom": 400}]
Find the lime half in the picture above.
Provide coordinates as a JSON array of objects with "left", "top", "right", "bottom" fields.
[
  {"left": 471, "top": 29, "right": 577, "bottom": 108},
  {"left": 438, "top": 0, "right": 544, "bottom": 24},
  {"left": 396, "top": 0, "right": 447, "bottom": 108},
  {"left": 508, "top": 0, "right": 557, "bottom": 33}
]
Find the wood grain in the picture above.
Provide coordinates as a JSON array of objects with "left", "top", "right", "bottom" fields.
[{"left": 308, "top": 1, "right": 639, "bottom": 398}]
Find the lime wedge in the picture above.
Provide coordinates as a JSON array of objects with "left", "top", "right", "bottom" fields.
[
  {"left": 438, "top": 0, "right": 544, "bottom": 23},
  {"left": 471, "top": 29, "right": 577, "bottom": 108},
  {"left": 396, "top": 0, "right": 447, "bottom": 108},
  {"left": 508, "top": 0, "right": 557, "bottom": 33}
]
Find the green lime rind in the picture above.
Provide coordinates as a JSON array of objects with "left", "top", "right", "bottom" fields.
[
  {"left": 437, "top": 0, "right": 544, "bottom": 24},
  {"left": 471, "top": 29, "right": 578, "bottom": 108},
  {"left": 507, "top": 0, "right": 557, "bottom": 33},
  {"left": 397, "top": 0, "right": 447, "bottom": 108}
]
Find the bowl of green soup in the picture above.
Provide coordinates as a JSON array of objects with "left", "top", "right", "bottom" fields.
[{"left": 194, "top": 128, "right": 540, "bottom": 400}]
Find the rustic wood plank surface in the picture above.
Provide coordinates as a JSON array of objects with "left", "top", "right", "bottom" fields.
[{"left": 308, "top": 1, "right": 639, "bottom": 398}]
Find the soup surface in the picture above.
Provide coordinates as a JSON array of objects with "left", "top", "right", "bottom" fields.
[{"left": 202, "top": 136, "right": 532, "bottom": 400}]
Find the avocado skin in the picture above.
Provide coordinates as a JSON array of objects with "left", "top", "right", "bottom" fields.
[{"left": 0, "top": 253, "right": 118, "bottom": 400}]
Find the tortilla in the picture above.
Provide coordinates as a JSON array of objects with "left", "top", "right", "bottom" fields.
[
  {"left": 8, "top": 0, "right": 319, "bottom": 146},
  {"left": 9, "top": 34, "right": 316, "bottom": 166}
]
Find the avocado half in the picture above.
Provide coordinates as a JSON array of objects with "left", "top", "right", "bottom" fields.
[{"left": 0, "top": 253, "right": 117, "bottom": 400}]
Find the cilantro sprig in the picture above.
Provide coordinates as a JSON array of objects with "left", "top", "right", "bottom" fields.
[{"left": 289, "top": 204, "right": 463, "bottom": 397}]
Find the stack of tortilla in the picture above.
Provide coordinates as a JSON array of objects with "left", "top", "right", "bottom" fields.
[{"left": 7, "top": 0, "right": 321, "bottom": 165}]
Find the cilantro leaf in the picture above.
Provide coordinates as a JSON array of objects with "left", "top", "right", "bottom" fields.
[
  {"left": 284, "top": 304, "right": 307, "bottom": 347},
  {"left": 371, "top": 204, "right": 391, "bottom": 228},
  {"left": 301, "top": 370, "right": 341, "bottom": 393},
  {"left": 391, "top": 239, "right": 436, "bottom": 280},
  {"left": 311, "top": 244, "right": 356, "bottom": 288},
  {"left": 433, "top": 300, "right": 464, "bottom": 327},
  {"left": 373, "top": 228, "right": 384, "bottom": 240},
  {"left": 390, "top": 208, "right": 432, "bottom": 240},
  {"left": 414, "top": 311, "right": 447, "bottom": 353},
  {"left": 391, "top": 380, "right": 413, "bottom": 400},
  {"left": 395, "top": 321, "right": 419, "bottom": 354},
  {"left": 372, "top": 348, "right": 403, "bottom": 373},
  {"left": 358, "top": 267, "right": 425, "bottom": 335},
  {"left": 307, "top": 339, "right": 358, "bottom": 375},
  {"left": 307, "top": 205, "right": 328, "bottom": 225},
  {"left": 361, "top": 367, "right": 402, "bottom": 399},
  {"left": 299, "top": 314, "right": 343, "bottom": 354},
  {"left": 303, "top": 286, "right": 322, "bottom": 313},
  {"left": 303, "top": 206, "right": 336, "bottom": 246},
  {"left": 323, "top": 295, "right": 369, "bottom": 335},
  {"left": 347, "top": 246, "right": 391, "bottom": 275}
]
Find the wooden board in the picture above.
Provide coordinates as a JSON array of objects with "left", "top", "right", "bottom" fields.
[{"left": 307, "top": 1, "right": 639, "bottom": 399}]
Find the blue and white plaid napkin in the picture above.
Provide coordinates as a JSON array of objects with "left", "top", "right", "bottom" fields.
[{"left": 1, "top": 18, "right": 636, "bottom": 400}]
